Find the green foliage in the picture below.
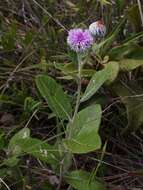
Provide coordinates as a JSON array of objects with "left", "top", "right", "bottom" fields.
[
  {"left": 7, "top": 128, "right": 59, "bottom": 167},
  {"left": 0, "top": 0, "right": 143, "bottom": 189},
  {"left": 81, "top": 63, "right": 115, "bottom": 102},
  {"left": 8, "top": 128, "right": 30, "bottom": 155},
  {"left": 109, "top": 38, "right": 143, "bottom": 60},
  {"left": 4, "top": 156, "right": 20, "bottom": 167},
  {"left": 63, "top": 105, "right": 102, "bottom": 153},
  {"left": 17, "top": 138, "right": 59, "bottom": 166},
  {"left": 23, "top": 97, "right": 41, "bottom": 117},
  {"left": 57, "top": 62, "right": 95, "bottom": 79},
  {"left": 119, "top": 59, "right": 143, "bottom": 71},
  {"left": 65, "top": 170, "right": 106, "bottom": 190},
  {"left": 24, "top": 97, "right": 41, "bottom": 113},
  {"left": 105, "top": 61, "right": 119, "bottom": 84},
  {"left": 0, "top": 168, "right": 12, "bottom": 178},
  {"left": 36, "top": 75, "right": 72, "bottom": 120}
]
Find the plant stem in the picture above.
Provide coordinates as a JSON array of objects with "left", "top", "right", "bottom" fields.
[
  {"left": 68, "top": 54, "right": 83, "bottom": 139},
  {"left": 63, "top": 54, "right": 83, "bottom": 174},
  {"left": 72, "top": 54, "right": 82, "bottom": 122},
  {"left": 67, "top": 54, "right": 83, "bottom": 138}
]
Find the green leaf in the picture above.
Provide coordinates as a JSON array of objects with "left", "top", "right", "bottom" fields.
[
  {"left": 119, "top": 59, "right": 143, "bottom": 71},
  {"left": 109, "top": 44, "right": 137, "bottom": 60},
  {"left": 4, "top": 156, "right": 19, "bottom": 167},
  {"left": 8, "top": 128, "right": 60, "bottom": 167},
  {"left": 122, "top": 32, "right": 143, "bottom": 45},
  {"left": 36, "top": 75, "right": 72, "bottom": 120},
  {"left": 63, "top": 105, "right": 102, "bottom": 153},
  {"left": 0, "top": 168, "right": 12, "bottom": 178},
  {"left": 65, "top": 170, "right": 106, "bottom": 190},
  {"left": 17, "top": 138, "right": 59, "bottom": 166},
  {"left": 8, "top": 128, "right": 30, "bottom": 155},
  {"left": 112, "top": 82, "right": 143, "bottom": 132},
  {"left": 59, "top": 63, "right": 95, "bottom": 79},
  {"left": 105, "top": 61, "right": 119, "bottom": 84},
  {"left": 64, "top": 135, "right": 101, "bottom": 154},
  {"left": 81, "top": 63, "right": 113, "bottom": 102},
  {"left": 109, "top": 43, "right": 143, "bottom": 60}
]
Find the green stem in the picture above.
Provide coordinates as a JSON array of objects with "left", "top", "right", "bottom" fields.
[
  {"left": 63, "top": 54, "right": 83, "bottom": 174},
  {"left": 68, "top": 54, "right": 83, "bottom": 139},
  {"left": 88, "top": 141, "right": 107, "bottom": 184},
  {"left": 72, "top": 54, "right": 82, "bottom": 122}
]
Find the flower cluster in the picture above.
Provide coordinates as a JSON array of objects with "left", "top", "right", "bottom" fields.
[{"left": 67, "top": 20, "right": 106, "bottom": 53}]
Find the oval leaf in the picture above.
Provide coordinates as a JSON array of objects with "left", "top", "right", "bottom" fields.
[
  {"left": 63, "top": 104, "right": 102, "bottom": 153},
  {"left": 8, "top": 128, "right": 30, "bottom": 155},
  {"left": 64, "top": 134, "right": 101, "bottom": 154},
  {"left": 36, "top": 75, "right": 72, "bottom": 120}
]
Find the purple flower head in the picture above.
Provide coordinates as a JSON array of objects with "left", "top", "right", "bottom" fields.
[
  {"left": 89, "top": 20, "right": 106, "bottom": 38},
  {"left": 67, "top": 28, "right": 93, "bottom": 53}
]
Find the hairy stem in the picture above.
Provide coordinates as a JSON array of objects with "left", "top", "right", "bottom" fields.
[
  {"left": 67, "top": 54, "right": 83, "bottom": 139},
  {"left": 72, "top": 54, "right": 82, "bottom": 122},
  {"left": 63, "top": 54, "right": 83, "bottom": 175}
]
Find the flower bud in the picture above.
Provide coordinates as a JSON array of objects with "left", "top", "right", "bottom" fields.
[{"left": 89, "top": 20, "right": 106, "bottom": 38}]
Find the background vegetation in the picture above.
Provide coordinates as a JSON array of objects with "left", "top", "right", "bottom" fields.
[{"left": 0, "top": 0, "right": 143, "bottom": 189}]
